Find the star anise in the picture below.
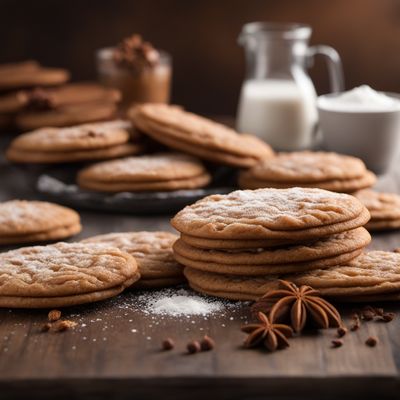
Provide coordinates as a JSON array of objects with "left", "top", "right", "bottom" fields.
[
  {"left": 252, "top": 280, "right": 342, "bottom": 333},
  {"left": 241, "top": 311, "right": 293, "bottom": 351}
]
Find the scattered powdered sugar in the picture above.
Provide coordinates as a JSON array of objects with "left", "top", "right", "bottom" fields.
[
  {"left": 37, "top": 175, "right": 79, "bottom": 194},
  {"left": 136, "top": 288, "right": 227, "bottom": 317}
]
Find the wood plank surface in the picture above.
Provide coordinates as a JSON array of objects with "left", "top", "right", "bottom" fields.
[{"left": 0, "top": 132, "right": 400, "bottom": 400}]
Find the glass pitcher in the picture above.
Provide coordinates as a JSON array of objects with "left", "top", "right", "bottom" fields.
[{"left": 236, "top": 22, "right": 344, "bottom": 151}]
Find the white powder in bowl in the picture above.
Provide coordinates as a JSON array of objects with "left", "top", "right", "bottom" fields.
[{"left": 318, "top": 85, "right": 400, "bottom": 112}]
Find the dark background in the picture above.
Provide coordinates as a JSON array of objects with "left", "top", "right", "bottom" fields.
[{"left": 1, "top": 0, "right": 400, "bottom": 115}]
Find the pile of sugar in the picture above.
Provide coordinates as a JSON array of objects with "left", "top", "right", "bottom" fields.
[
  {"left": 136, "top": 288, "right": 227, "bottom": 317},
  {"left": 318, "top": 85, "right": 400, "bottom": 112}
]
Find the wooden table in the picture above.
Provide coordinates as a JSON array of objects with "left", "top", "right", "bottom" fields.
[{"left": 1, "top": 132, "right": 400, "bottom": 400}]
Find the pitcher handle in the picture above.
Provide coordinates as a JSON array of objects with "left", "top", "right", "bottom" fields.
[{"left": 307, "top": 45, "right": 344, "bottom": 93}]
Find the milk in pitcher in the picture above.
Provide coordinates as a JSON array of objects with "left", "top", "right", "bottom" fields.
[
  {"left": 237, "top": 79, "right": 318, "bottom": 150},
  {"left": 236, "top": 22, "right": 344, "bottom": 151}
]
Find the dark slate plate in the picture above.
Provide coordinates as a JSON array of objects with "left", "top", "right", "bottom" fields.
[{"left": 35, "top": 164, "right": 236, "bottom": 215}]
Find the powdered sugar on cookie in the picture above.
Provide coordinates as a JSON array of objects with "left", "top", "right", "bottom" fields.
[
  {"left": 172, "top": 188, "right": 368, "bottom": 239},
  {"left": 0, "top": 242, "right": 138, "bottom": 297}
]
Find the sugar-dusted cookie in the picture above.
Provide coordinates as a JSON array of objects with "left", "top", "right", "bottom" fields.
[
  {"left": 77, "top": 153, "right": 211, "bottom": 192},
  {"left": 173, "top": 228, "right": 370, "bottom": 275},
  {"left": 354, "top": 189, "right": 400, "bottom": 231},
  {"left": 0, "top": 200, "right": 81, "bottom": 245},
  {"left": 0, "top": 242, "right": 139, "bottom": 308},
  {"left": 82, "top": 231, "right": 183, "bottom": 288},
  {"left": 0, "top": 61, "right": 69, "bottom": 91},
  {"left": 129, "top": 103, "right": 274, "bottom": 167},
  {"left": 7, "top": 120, "right": 143, "bottom": 163},
  {"left": 239, "top": 151, "right": 376, "bottom": 193},
  {"left": 171, "top": 188, "right": 370, "bottom": 241}
]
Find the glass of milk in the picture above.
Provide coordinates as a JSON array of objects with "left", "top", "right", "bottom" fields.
[{"left": 237, "top": 22, "right": 344, "bottom": 151}]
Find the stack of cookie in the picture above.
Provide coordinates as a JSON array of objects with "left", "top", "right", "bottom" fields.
[
  {"left": 0, "top": 60, "right": 121, "bottom": 130},
  {"left": 77, "top": 153, "right": 211, "bottom": 192},
  {"left": 239, "top": 151, "right": 376, "bottom": 193},
  {"left": 14, "top": 83, "right": 121, "bottom": 130},
  {"left": 171, "top": 187, "right": 371, "bottom": 301},
  {"left": 6, "top": 120, "right": 144, "bottom": 163},
  {"left": 0, "top": 61, "right": 69, "bottom": 130}
]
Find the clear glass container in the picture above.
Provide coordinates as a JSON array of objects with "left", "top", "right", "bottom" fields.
[
  {"left": 237, "top": 22, "right": 344, "bottom": 151},
  {"left": 96, "top": 47, "right": 172, "bottom": 109}
]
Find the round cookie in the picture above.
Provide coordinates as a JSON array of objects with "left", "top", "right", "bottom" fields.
[
  {"left": 129, "top": 103, "right": 274, "bottom": 167},
  {"left": 77, "top": 153, "right": 211, "bottom": 192},
  {"left": 171, "top": 188, "right": 370, "bottom": 241},
  {"left": 183, "top": 267, "right": 275, "bottom": 301},
  {"left": 180, "top": 233, "right": 308, "bottom": 250},
  {"left": 239, "top": 152, "right": 376, "bottom": 193},
  {"left": 7, "top": 142, "right": 143, "bottom": 164},
  {"left": 241, "top": 152, "right": 368, "bottom": 183},
  {"left": 82, "top": 231, "right": 184, "bottom": 288},
  {"left": 0, "top": 63, "right": 69, "bottom": 91},
  {"left": 0, "top": 242, "right": 140, "bottom": 308},
  {"left": 175, "top": 248, "right": 363, "bottom": 276},
  {"left": 240, "top": 171, "right": 376, "bottom": 194},
  {"left": 0, "top": 224, "right": 82, "bottom": 245},
  {"left": 0, "top": 91, "right": 29, "bottom": 114},
  {"left": 9, "top": 120, "right": 132, "bottom": 152},
  {"left": 6, "top": 120, "right": 143, "bottom": 164},
  {"left": 15, "top": 101, "right": 117, "bottom": 130},
  {"left": 0, "top": 83, "right": 120, "bottom": 114},
  {"left": 173, "top": 227, "right": 370, "bottom": 267},
  {"left": 23, "top": 83, "right": 121, "bottom": 109},
  {"left": 185, "top": 251, "right": 400, "bottom": 301},
  {"left": 0, "top": 200, "right": 81, "bottom": 245},
  {"left": 355, "top": 189, "right": 400, "bottom": 231},
  {"left": 0, "top": 61, "right": 40, "bottom": 76},
  {"left": 290, "top": 251, "right": 400, "bottom": 298}
]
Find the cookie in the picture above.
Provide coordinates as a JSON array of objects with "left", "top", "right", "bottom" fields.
[
  {"left": 0, "top": 91, "right": 29, "bottom": 114},
  {"left": 176, "top": 248, "right": 363, "bottom": 276},
  {"left": 77, "top": 153, "right": 211, "bottom": 192},
  {"left": 173, "top": 227, "right": 370, "bottom": 271},
  {"left": 129, "top": 103, "right": 274, "bottom": 167},
  {"left": 82, "top": 231, "right": 184, "bottom": 288},
  {"left": 0, "top": 242, "right": 140, "bottom": 308},
  {"left": 6, "top": 120, "right": 143, "bottom": 163},
  {"left": 354, "top": 189, "right": 400, "bottom": 231},
  {"left": 15, "top": 101, "right": 117, "bottom": 130},
  {"left": 239, "top": 152, "right": 376, "bottom": 193},
  {"left": 0, "top": 200, "right": 81, "bottom": 245},
  {"left": 0, "top": 83, "right": 121, "bottom": 114},
  {"left": 185, "top": 251, "right": 400, "bottom": 301},
  {"left": 0, "top": 60, "right": 40, "bottom": 76},
  {"left": 290, "top": 251, "right": 400, "bottom": 299},
  {"left": 179, "top": 233, "right": 316, "bottom": 250},
  {"left": 240, "top": 171, "right": 376, "bottom": 194},
  {"left": 184, "top": 267, "right": 273, "bottom": 301},
  {"left": 0, "top": 61, "right": 69, "bottom": 91},
  {"left": 171, "top": 188, "right": 370, "bottom": 241}
]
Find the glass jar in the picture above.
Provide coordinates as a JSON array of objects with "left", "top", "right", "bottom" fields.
[
  {"left": 237, "top": 22, "right": 344, "bottom": 151},
  {"left": 96, "top": 47, "right": 172, "bottom": 109}
]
